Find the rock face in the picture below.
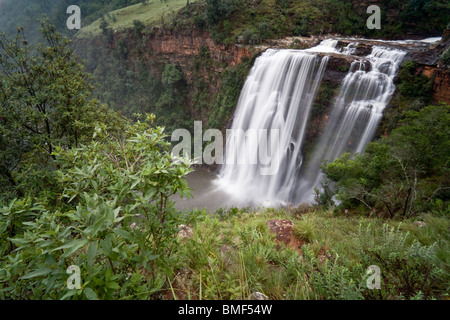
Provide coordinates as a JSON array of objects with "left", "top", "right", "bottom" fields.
[
  {"left": 432, "top": 68, "right": 450, "bottom": 104},
  {"left": 414, "top": 29, "right": 450, "bottom": 104},
  {"left": 141, "top": 29, "right": 252, "bottom": 68}
]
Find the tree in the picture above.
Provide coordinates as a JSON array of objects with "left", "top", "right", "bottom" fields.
[
  {"left": 0, "top": 18, "right": 125, "bottom": 201},
  {"left": 155, "top": 64, "right": 188, "bottom": 130},
  {"left": 322, "top": 104, "right": 450, "bottom": 219},
  {"left": 0, "top": 115, "right": 195, "bottom": 299}
]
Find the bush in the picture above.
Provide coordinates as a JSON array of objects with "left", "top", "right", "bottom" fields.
[
  {"left": 358, "top": 223, "right": 447, "bottom": 299},
  {"left": 242, "top": 29, "right": 257, "bottom": 45},
  {"left": 397, "top": 61, "right": 433, "bottom": 101},
  {"left": 0, "top": 115, "right": 196, "bottom": 299},
  {"left": 440, "top": 48, "right": 450, "bottom": 67},
  {"left": 322, "top": 104, "right": 450, "bottom": 219},
  {"left": 133, "top": 19, "right": 145, "bottom": 37}
]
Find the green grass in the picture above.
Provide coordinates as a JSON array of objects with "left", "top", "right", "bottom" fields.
[
  {"left": 76, "top": 0, "right": 197, "bottom": 38},
  {"left": 166, "top": 207, "right": 450, "bottom": 300}
]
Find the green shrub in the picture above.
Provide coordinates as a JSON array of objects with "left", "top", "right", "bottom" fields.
[
  {"left": 0, "top": 115, "right": 195, "bottom": 299},
  {"left": 397, "top": 61, "right": 433, "bottom": 100},
  {"left": 358, "top": 223, "right": 447, "bottom": 299},
  {"left": 440, "top": 48, "right": 450, "bottom": 67}
]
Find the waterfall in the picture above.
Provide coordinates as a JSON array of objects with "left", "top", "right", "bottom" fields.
[
  {"left": 218, "top": 49, "right": 329, "bottom": 206},
  {"left": 295, "top": 46, "right": 407, "bottom": 202},
  {"left": 219, "top": 42, "right": 406, "bottom": 206}
]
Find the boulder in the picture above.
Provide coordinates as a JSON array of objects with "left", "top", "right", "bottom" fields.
[
  {"left": 414, "top": 221, "right": 427, "bottom": 228},
  {"left": 266, "top": 219, "right": 304, "bottom": 253},
  {"left": 249, "top": 292, "right": 269, "bottom": 300},
  {"left": 177, "top": 224, "right": 193, "bottom": 239}
]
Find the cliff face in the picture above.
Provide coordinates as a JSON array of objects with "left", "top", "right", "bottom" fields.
[
  {"left": 74, "top": 27, "right": 449, "bottom": 130},
  {"left": 432, "top": 69, "right": 450, "bottom": 104},
  {"left": 416, "top": 29, "right": 450, "bottom": 104},
  {"left": 74, "top": 28, "right": 257, "bottom": 124},
  {"left": 141, "top": 29, "right": 251, "bottom": 68}
]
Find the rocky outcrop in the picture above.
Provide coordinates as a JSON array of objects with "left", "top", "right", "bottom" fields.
[
  {"left": 141, "top": 29, "right": 252, "bottom": 68},
  {"left": 431, "top": 68, "right": 450, "bottom": 104},
  {"left": 414, "top": 29, "right": 450, "bottom": 104},
  {"left": 266, "top": 219, "right": 304, "bottom": 253}
]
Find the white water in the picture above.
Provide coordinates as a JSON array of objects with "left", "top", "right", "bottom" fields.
[
  {"left": 295, "top": 46, "right": 407, "bottom": 202},
  {"left": 305, "top": 39, "right": 339, "bottom": 53},
  {"left": 218, "top": 49, "right": 329, "bottom": 206},
  {"left": 218, "top": 41, "right": 406, "bottom": 206}
]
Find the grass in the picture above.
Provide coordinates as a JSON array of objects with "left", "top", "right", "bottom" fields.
[
  {"left": 76, "top": 0, "right": 197, "bottom": 38},
  {"left": 165, "top": 207, "right": 450, "bottom": 300}
]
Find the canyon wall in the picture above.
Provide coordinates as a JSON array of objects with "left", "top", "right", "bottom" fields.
[{"left": 74, "top": 26, "right": 449, "bottom": 130}]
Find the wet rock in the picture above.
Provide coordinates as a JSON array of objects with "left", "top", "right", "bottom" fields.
[{"left": 410, "top": 49, "right": 439, "bottom": 66}]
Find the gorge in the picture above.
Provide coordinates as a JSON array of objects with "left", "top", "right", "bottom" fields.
[{"left": 175, "top": 36, "right": 443, "bottom": 210}]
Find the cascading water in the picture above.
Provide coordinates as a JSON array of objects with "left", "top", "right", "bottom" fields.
[
  {"left": 294, "top": 46, "right": 406, "bottom": 203},
  {"left": 218, "top": 41, "right": 406, "bottom": 206},
  {"left": 218, "top": 49, "right": 329, "bottom": 206}
]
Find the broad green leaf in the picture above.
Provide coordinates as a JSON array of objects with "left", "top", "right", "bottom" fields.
[
  {"left": 87, "top": 241, "right": 98, "bottom": 270},
  {"left": 100, "top": 235, "right": 113, "bottom": 257},
  {"left": 52, "top": 239, "right": 89, "bottom": 258},
  {"left": 83, "top": 287, "right": 99, "bottom": 300},
  {"left": 113, "top": 228, "right": 133, "bottom": 242},
  {"left": 60, "top": 290, "right": 78, "bottom": 300},
  {"left": 20, "top": 268, "right": 53, "bottom": 280}
]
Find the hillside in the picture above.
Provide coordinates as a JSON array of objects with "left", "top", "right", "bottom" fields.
[{"left": 76, "top": 0, "right": 199, "bottom": 38}]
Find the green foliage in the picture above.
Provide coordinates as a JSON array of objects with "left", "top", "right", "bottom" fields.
[
  {"left": 0, "top": 19, "right": 125, "bottom": 202},
  {"left": 440, "top": 47, "right": 450, "bottom": 67},
  {"left": 397, "top": 61, "right": 433, "bottom": 100},
  {"left": 132, "top": 19, "right": 145, "bottom": 36},
  {"left": 205, "top": 0, "right": 240, "bottom": 26},
  {"left": 83, "top": 31, "right": 191, "bottom": 134},
  {"left": 0, "top": 0, "right": 147, "bottom": 43},
  {"left": 166, "top": 208, "right": 449, "bottom": 300},
  {"left": 358, "top": 223, "right": 447, "bottom": 299},
  {"left": 323, "top": 104, "right": 450, "bottom": 219},
  {"left": 0, "top": 116, "right": 195, "bottom": 299},
  {"left": 208, "top": 56, "right": 253, "bottom": 129},
  {"left": 242, "top": 29, "right": 257, "bottom": 45},
  {"left": 300, "top": 246, "right": 364, "bottom": 300}
]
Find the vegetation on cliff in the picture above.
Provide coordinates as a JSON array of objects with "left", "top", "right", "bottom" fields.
[{"left": 0, "top": 2, "right": 449, "bottom": 301}]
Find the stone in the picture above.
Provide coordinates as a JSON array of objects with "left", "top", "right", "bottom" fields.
[
  {"left": 248, "top": 292, "right": 269, "bottom": 300},
  {"left": 414, "top": 221, "right": 427, "bottom": 228},
  {"left": 177, "top": 224, "right": 193, "bottom": 239},
  {"left": 266, "top": 219, "right": 304, "bottom": 253},
  {"left": 266, "top": 219, "right": 294, "bottom": 245}
]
